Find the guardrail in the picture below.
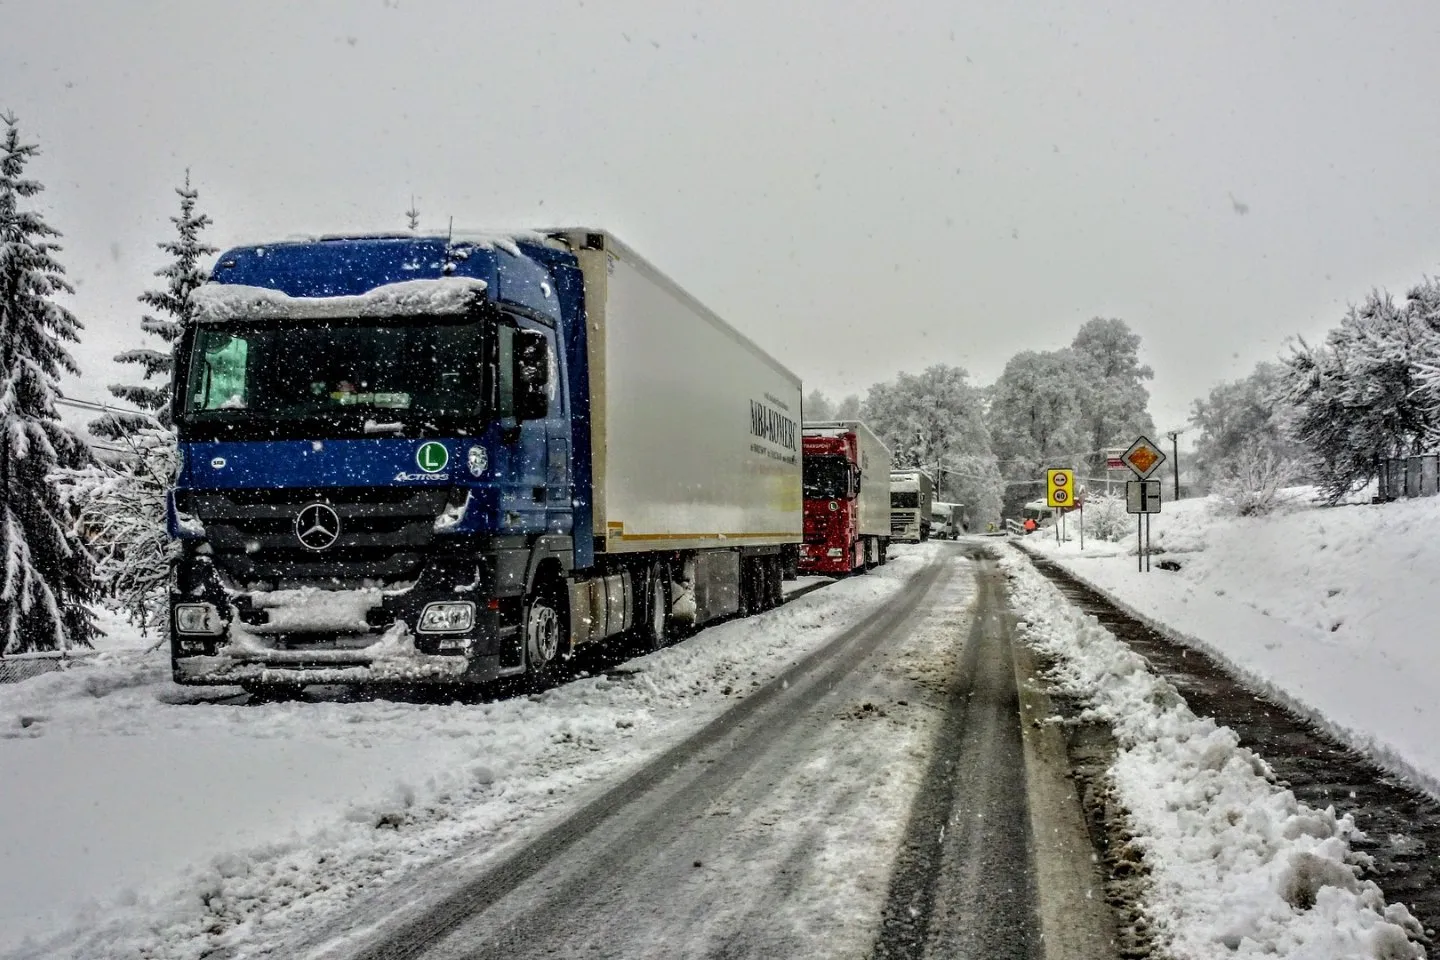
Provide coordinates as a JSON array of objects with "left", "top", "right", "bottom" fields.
[{"left": 1004, "top": 519, "right": 1024, "bottom": 536}]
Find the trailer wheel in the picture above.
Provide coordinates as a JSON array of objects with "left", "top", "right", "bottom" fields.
[
  {"left": 523, "top": 578, "right": 565, "bottom": 688},
  {"left": 636, "top": 563, "right": 671, "bottom": 653}
]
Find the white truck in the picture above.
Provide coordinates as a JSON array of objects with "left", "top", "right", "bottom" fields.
[
  {"left": 889, "top": 469, "right": 935, "bottom": 542},
  {"left": 930, "top": 501, "right": 964, "bottom": 539}
]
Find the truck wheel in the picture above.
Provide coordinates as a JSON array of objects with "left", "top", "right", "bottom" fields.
[
  {"left": 523, "top": 579, "right": 565, "bottom": 688},
  {"left": 637, "top": 563, "right": 671, "bottom": 653}
]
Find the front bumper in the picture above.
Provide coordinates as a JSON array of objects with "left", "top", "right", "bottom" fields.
[
  {"left": 172, "top": 647, "right": 511, "bottom": 687},
  {"left": 170, "top": 552, "right": 511, "bottom": 686},
  {"left": 799, "top": 542, "right": 853, "bottom": 574}
]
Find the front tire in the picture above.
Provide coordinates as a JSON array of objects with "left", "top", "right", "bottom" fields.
[{"left": 523, "top": 579, "right": 566, "bottom": 689}]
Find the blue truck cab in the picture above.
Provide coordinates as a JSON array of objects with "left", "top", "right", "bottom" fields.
[
  {"left": 168, "top": 230, "right": 801, "bottom": 691},
  {"left": 169, "top": 233, "right": 594, "bottom": 688}
]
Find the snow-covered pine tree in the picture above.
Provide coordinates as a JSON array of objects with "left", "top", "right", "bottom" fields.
[
  {"left": 0, "top": 113, "right": 96, "bottom": 652},
  {"left": 90, "top": 171, "right": 215, "bottom": 438}
]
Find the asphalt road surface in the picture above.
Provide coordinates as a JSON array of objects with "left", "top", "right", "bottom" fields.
[{"left": 301, "top": 544, "right": 1115, "bottom": 960}]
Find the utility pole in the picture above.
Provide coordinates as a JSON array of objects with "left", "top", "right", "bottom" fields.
[{"left": 1166, "top": 429, "right": 1183, "bottom": 501}]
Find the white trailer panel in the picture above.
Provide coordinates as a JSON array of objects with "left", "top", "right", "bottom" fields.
[{"left": 573, "top": 235, "right": 803, "bottom": 554}]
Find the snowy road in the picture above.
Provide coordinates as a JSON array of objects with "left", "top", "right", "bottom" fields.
[{"left": 293, "top": 544, "right": 1111, "bottom": 960}]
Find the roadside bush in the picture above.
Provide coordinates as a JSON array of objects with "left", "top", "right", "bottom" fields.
[
  {"left": 55, "top": 428, "right": 178, "bottom": 638},
  {"left": 1212, "top": 440, "right": 1303, "bottom": 517},
  {"left": 1083, "top": 493, "right": 1130, "bottom": 541}
]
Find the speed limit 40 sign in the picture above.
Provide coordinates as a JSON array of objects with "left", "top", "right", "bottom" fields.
[{"left": 1046, "top": 468, "right": 1074, "bottom": 508}]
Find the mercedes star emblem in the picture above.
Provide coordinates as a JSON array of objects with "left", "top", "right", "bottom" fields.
[{"left": 295, "top": 503, "right": 342, "bottom": 551}]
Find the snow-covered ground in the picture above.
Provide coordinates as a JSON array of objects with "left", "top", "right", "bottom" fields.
[
  {"left": 1024, "top": 494, "right": 1440, "bottom": 799},
  {"left": 0, "top": 546, "right": 936, "bottom": 960},
  {"left": 1000, "top": 548, "right": 1426, "bottom": 959}
]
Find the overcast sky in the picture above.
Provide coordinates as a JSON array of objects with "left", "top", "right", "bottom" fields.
[{"left": 5, "top": 0, "right": 1440, "bottom": 438}]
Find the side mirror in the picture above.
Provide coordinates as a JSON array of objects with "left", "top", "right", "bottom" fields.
[
  {"left": 513, "top": 329, "right": 551, "bottom": 421},
  {"left": 852, "top": 467, "right": 862, "bottom": 495}
]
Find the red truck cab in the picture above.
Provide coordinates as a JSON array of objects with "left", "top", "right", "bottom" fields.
[{"left": 800, "top": 422, "right": 891, "bottom": 575}]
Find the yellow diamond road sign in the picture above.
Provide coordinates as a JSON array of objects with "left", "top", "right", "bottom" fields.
[
  {"left": 1046, "top": 468, "right": 1074, "bottom": 508},
  {"left": 1121, "top": 436, "right": 1167, "bottom": 480}
]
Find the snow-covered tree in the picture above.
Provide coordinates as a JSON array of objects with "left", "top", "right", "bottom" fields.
[
  {"left": 803, "top": 389, "right": 834, "bottom": 422},
  {"left": 1189, "top": 362, "right": 1302, "bottom": 487},
  {"left": 1282, "top": 287, "right": 1439, "bottom": 501},
  {"left": 54, "top": 429, "right": 176, "bottom": 636},
  {"left": 90, "top": 171, "right": 215, "bottom": 438},
  {"left": 0, "top": 113, "right": 95, "bottom": 652},
  {"left": 1403, "top": 277, "right": 1440, "bottom": 440},
  {"left": 1070, "top": 317, "right": 1155, "bottom": 477},
  {"left": 861, "top": 364, "right": 1003, "bottom": 524},
  {"left": 986, "top": 348, "right": 1090, "bottom": 515},
  {"left": 833, "top": 394, "right": 861, "bottom": 420}
]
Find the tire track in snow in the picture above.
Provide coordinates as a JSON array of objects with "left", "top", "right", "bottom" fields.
[
  {"left": 323, "top": 554, "right": 951, "bottom": 960},
  {"left": 869, "top": 550, "right": 1043, "bottom": 960}
]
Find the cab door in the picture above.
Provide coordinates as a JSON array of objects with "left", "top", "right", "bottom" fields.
[{"left": 499, "top": 317, "right": 570, "bottom": 535}]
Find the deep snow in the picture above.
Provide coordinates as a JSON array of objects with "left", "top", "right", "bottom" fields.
[
  {"left": 0, "top": 547, "right": 936, "bottom": 960},
  {"left": 1025, "top": 493, "right": 1440, "bottom": 799}
]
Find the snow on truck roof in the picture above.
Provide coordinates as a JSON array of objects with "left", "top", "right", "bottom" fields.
[
  {"left": 189, "top": 277, "right": 490, "bottom": 324},
  {"left": 223, "top": 230, "right": 551, "bottom": 257}
]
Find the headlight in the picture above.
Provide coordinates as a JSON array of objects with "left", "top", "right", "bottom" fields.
[
  {"left": 418, "top": 601, "right": 475, "bottom": 634},
  {"left": 175, "top": 603, "right": 223, "bottom": 635}
]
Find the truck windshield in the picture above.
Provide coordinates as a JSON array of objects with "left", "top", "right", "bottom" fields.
[
  {"left": 803, "top": 456, "right": 852, "bottom": 499},
  {"left": 180, "top": 317, "right": 487, "bottom": 434},
  {"left": 891, "top": 491, "right": 919, "bottom": 509}
]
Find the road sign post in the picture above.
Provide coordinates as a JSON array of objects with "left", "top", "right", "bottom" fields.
[
  {"left": 1122, "top": 438, "right": 1166, "bottom": 572},
  {"left": 1046, "top": 469, "right": 1074, "bottom": 546}
]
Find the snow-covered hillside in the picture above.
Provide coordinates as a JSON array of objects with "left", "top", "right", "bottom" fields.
[{"left": 1026, "top": 493, "right": 1440, "bottom": 797}]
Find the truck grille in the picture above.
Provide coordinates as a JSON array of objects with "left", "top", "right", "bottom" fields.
[{"left": 179, "top": 487, "right": 450, "bottom": 587}]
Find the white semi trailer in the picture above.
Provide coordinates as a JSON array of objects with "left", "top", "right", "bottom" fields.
[{"left": 169, "top": 229, "right": 803, "bottom": 691}]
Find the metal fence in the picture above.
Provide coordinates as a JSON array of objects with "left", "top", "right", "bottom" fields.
[
  {"left": 0, "top": 651, "right": 94, "bottom": 685},
  {"left": 1376, "top": 455, "right": 1440, "bottom": 501}
]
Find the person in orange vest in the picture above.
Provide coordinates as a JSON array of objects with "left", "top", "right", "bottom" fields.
[{"left": 1022, "top": 517, "right": 1038, "bottom": 534}]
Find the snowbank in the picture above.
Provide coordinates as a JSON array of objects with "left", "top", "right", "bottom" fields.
[
  {"left": 1027, "top": 494, "right": 1440, "bottom": 797},
  {"left": 0, "top": 545, "right": 938, "bottom": 960},
  {"left": 1000, "top": 548, "right": 1426, "bottom": 960}
]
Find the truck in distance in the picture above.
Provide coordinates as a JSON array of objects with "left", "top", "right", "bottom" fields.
[
  {"left": 167, "top": 229, "right": 803, "bottom": 693},
  {"left": 799, "top": 421, "right": 892, "bottom": 575},
  {"left": 889, "top": 469, "right": 934, "bottom": 542},
  {"left": 929, "top": 501, "right": 964, "bottom": 539}
]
